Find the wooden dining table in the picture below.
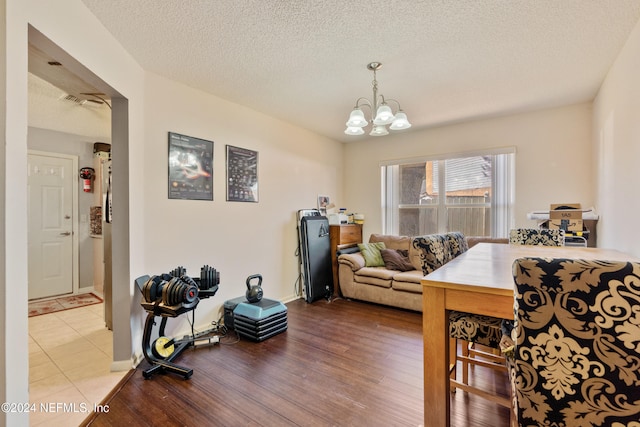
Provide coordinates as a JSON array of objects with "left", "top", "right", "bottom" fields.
[{"left": 421, "top": 242, "right": 639, "bottom": 426}]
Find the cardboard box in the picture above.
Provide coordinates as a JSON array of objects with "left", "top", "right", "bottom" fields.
[{"left": 549, "top": 203, "right": 583, "bottom": 232}]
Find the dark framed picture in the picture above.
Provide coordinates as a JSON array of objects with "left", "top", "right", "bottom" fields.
[
  {"left": 226, "top": 145, "right": 258, "bottom": 202},
  {"left": 168, "top": 132, "right": 213, "bottom": 200}
]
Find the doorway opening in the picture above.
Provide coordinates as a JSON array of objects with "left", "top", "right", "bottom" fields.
[{"left": 26, "top": 24, "right": 132, "bottom": 418}]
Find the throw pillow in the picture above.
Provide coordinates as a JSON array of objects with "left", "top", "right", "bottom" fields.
[
  {"left": 380, "top": 249, "right": 415, "bottom": 271},
  {"left": 357, "top": 242, "right": 386, "bottom": 267}
]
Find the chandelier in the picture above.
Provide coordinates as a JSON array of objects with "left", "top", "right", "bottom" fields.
[{"left": 344, "top": 62, "right": 412, "bottom": 136}]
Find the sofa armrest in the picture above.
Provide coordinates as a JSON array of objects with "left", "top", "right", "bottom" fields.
[{"left": 337, "top": 252, "right": 365, "bottom": 271}]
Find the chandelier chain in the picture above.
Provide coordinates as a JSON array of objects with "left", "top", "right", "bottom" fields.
[{"left": 371, "top": 68, "right": 379, "bottom": 111}]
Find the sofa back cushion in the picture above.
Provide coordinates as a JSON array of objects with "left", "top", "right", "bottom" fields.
[
  {"left": 369, "top": 234, "right": 411, "bottom": 250},
  {"left": 369, "top": 234, "right": 422, "bottom": 271},
  {"left": 411, "top": 232, "right": 468, "bottom": 275}
]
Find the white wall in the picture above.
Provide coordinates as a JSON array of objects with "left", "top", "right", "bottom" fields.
[
  {"left": 593, "top": 16, "right": 640, "bottom": 257},
  {"left": 344, "top": 103, "right": 594, "bottom": 240},
  {"left": 0, "top": 1, "right": 11, "bottom": 422},
  {"left": 2, "top": 1, "right": 31, "bottom": 424},
  {"left": 141, "top": 73, "right": 343, "bottom": 338}
]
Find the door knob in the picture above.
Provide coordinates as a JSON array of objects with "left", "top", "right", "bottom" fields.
[{"left": 60, "top": 231, "right": 71, "bottom": 236}]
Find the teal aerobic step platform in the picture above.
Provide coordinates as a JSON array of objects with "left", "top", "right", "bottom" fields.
[{"left": 229, "top": 298, "right": 288, "bottom": 342}]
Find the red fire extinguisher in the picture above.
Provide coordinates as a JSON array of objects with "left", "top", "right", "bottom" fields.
[{"left": 79, "top": 167, "right": 95, "bottom": 193}]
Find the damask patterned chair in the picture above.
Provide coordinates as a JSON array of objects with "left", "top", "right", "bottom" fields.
[
  {"left": 413, "top": 232, "right": 509, "bottom": 405},
  {"left": 509, "top": 228, "right": 565, "bottom": 246},
  {"left": 412, "top": 232, "right": 469, "bottom": 274},
  {"left": 510, "top": 257, "right": 640, "bottom": 426}
]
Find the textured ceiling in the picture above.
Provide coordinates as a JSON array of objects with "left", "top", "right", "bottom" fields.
[{"left": 79, "top": 0, "right": 640, "bottom": 142}]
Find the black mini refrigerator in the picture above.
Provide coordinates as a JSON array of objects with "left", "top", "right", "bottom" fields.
[{"left": 297, "top": 211, "right": 333, "bottom": 302}]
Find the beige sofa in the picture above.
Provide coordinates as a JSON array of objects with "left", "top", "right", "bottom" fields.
[{"left": 337, "top": 233, "right": 507, "bottom": 312}]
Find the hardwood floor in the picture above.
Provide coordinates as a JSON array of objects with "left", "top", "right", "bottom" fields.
[{"left": 82, "top": 298, "right": 510, "bottom": 427}]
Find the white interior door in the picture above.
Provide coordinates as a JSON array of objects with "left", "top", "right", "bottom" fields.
[{"left": 28, "top": 153, "right": 75, "bottom": 299}]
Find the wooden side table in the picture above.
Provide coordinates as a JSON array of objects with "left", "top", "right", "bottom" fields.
[{"left": 329, "top": 224, "right": 363, "bottom": 297}]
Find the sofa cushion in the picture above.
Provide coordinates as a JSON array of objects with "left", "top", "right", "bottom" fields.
[
  {"left": 391, "top": 280, "right": 422, "bottom": 293},
  {"left": 380, "top": 248, "right": 415, "bottom": 271},
  {"left": 358, "top": 242, "right": 386, "bottom": 267},
  {"left": 369, "top": 234, "right": 422, "bottom": 270},
  {"left": 354, "top": 267, "right": 393, "bottom": 288},
  {"left": 392, "top": 270, "right": 423, "bottom": 284},
  {"left": 391, "top": 270, "right": 423, "bottom": 293},
  {"left": 354, "top": 267, "right": 395, "bottom": 280},
  {"left": 369, "top": 234, "right": 411, "bottom": 251}
]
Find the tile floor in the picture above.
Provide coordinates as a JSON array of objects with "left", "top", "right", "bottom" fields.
[{"left": 28, "top": 302, "right": 127, "bottom": 426}]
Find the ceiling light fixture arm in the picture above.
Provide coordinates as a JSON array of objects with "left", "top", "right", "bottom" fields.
[
  {"left": 382, "top": 97, "right": 407, "bottom": 115},
  {"left": 353, "top": 97, "right": 373, "bottom": 113}
]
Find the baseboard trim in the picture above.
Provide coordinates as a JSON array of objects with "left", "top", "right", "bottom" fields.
[{"left": 282, "top": 294, "right": 303, "bottom": 304}]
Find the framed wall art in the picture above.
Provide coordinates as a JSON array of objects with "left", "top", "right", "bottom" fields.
[
  {"left": 226, "top": 145, "right": 258, "bottom": 202},
  {"left": 317, "top": 195, "right": 330, "bottom": 215},
  {"left": 168, "top": 132, "right": 213, "bottom": 200}
]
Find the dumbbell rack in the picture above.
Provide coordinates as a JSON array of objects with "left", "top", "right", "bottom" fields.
[
  {"left": 141, "top": 301, "right": 197, "bottom": 379},
  {"left": 135, "top": 266, "right": 220, "bottom": 380}
]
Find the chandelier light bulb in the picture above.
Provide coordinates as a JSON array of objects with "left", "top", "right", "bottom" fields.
[
  {"left": 389, "top": 111, "right": 412, "bottom": 130},
  {"left": 370, "top": 125, "right": 389, "bottom": 136},
  {"left": 373, "top": 104, "right": 395, "bottom": 125},
  {"left": 346, "top": 108, "right": 368, "bottom": 127},
  {"left": 345, "top": 126, "right": 365, "bottom": 135}
]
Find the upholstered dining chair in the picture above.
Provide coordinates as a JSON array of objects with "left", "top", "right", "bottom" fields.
[
  {"left": 412, "top": 232, "right": 510, "bottom": 407},
  {"left": 510, "top": 257, "right": 640, "bottom": 426},
  {"left": 509, "top": 228, "right": 565, "bottom": 246}
]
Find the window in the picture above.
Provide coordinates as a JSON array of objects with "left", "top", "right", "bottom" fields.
[{"left": 381, "top": 148, "right": 515, "bottom": 237}]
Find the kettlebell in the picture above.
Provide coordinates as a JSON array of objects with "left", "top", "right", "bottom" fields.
[{"left": 245, "top": 274, "right": 263, "bottom": 303}]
